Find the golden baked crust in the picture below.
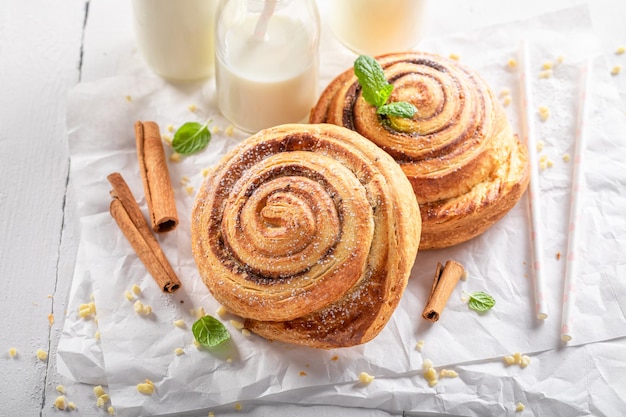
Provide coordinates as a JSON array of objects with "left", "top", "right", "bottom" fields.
[
  {"left": 191, "top": 123, "right": 421, "bottom": 348},
  {"left": 310, "top": 51, "right": 530, "bottom": 249}
]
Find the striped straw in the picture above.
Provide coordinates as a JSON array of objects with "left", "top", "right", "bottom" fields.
[
  {"left": 518, "top": 40, "right": 548, "bottom": 320},
  {"left": 560, "top": 60, "right": 591, "bottom": 342}
]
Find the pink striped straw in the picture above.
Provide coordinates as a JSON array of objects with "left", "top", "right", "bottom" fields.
[
  {"left": 560, "top": 60, "right": 591, "bottom": 342},
  {"left": 519, "top": 40, "right": 548, "bottom": 320}
]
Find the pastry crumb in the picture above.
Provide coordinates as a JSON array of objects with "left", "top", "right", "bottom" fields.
[
  {"left": 169, "top": 152, "right": 182, "bottom": 162},
  {"left": 503, "top": 352, "right": 531, "bottom": 368},
  {"left": 358, "top": 371, "right": 375, "bottom": 385},
  {"left": 439, "top": 369, "right": 458, "bottom": 378},
  {"left": 502, "top": 96, "right": 512, "bottom": 107},
  {"left": 174, "top": 347, "right": 185, "bottom": 356},
  {"left": 516, "top": 402, "right": 525, "bottom": 412},
  {"left": 173, "top": 319, "right": 186, "bottom": 328},
  {"left": 137, "top": 379, "right": 155, "bottom": 395},
  {"left": 538, "top": 106, "right": 550, "bottom": 121},
  {"left": 611, "top": 65, "right": 622, "bottom": 76},
  {"left": 449, "top": 53, "right": 460, "bottom": 61},
  {"left": 234, "top": 402, "right": 242, "bottom": 411},
  {"left": 299, "top": 371, "right": 307, "bottom": 376},
  {"left": 225, "top": 125, "right": 235, "bottom": 136},
  {"left": 9, "top": 347, "right": 17, "bottom": 358},
  {"left": 616, "top": 46, "right": 625, "bottom": 55},
  {"left": 56, "top": 385, "right": 65, "bottom": 394},
  {"left": 507, "top": 58, "right": 518, "bottom": 69},
  {"left": 415, "top": 340, "right": 425, "bottom": 351},
  {"left": 125, "top": 95, "right": 132, "bottom": 102},
  {"left": 230, "top": 319, "right": 245, "bottom": 330},
  {"left": 536, "top": 140, "right": 545, "bottom": 152},
  {"left": 539, "top": 69, "right": 553, "bottom": 79},
  {"left": 36, "top": 349, "right": 48, "bottom": 361},
  {"left": 167, "top": 124, "right": 175, "bottom": 132},
  {"left": 53, "top": 395, "right": 67, "bottom": 410},
  {"left": 563, "top": 153, "right": 571, "bottom": 162},
  {"left": 188, "top": 104, "right": 197, "bottom": 112},
  {"left": 556, "top": 252, "right": 562, "bottom": 260},
  {"left": 542, "top": 61, "right": 554, "bottom": 70}
]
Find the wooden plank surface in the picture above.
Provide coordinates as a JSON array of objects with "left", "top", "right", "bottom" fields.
[{"left": 1, "top": 0, "right": 626, "bottom": 415}]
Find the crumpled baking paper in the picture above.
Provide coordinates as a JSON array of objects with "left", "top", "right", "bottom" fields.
[{"left": 58, "top": 4, "right": 626, "bottom": 416}]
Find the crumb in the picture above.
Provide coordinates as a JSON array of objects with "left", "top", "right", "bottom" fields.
[
  {"left": 216, "top": 305, "right": 228, "bottom": 317},
  {"left": 174, "top": 347, "right": 185, "bottom": 356},
  {"left": 611, "top": 65, "right": 622, "bottom": 76},
  {"left": 195, "top": 307, "right": 206, "bottom": 319},
  {"left": 212, "top": 125, "right": 222, "bottom": 134},
  {"left": 539, "top": 69, "right": 553, "bottom": 79},
  {"left": 169, "top": 152, "right": 181, "bottom": 162},
  {"left": 201, "top": 168, "right": 211, "bottom": 177},
  {"left": 132, "top": 284, "right": 141, "bottom": 295},
  {"left": 331, "top": 355, "right": 339, "bottom": 361},
  {"left": 180, "top": 176, "right": 190, "bottom": 185},
  {"left": 358, "top": 371, "right": 375, "bottom": 384},
  {"left": 415, "top": 340, "right": 425, "bottom": 351},
  {"left": 125, "top": 95, "right": 132, "bottom": 102},
  {"left": 167, "top": 124, "right": 175, "bottom": 132},
  {"left": 185, "top": 185, "right": 194, "bottom": 196},
  {"left": 507, "top": 58, "right": 518, "bottom": 69},
  {"left": 36, "top": 349, "right": 48, "bottom": 361},
  {"left": 173, "top": 319, "right": 186, "bottom": 328},
  {"left": 68, "top": 402, "right": 77, "bottom": 410},
  {"left": 546, "top": 159, "right": 554, "bottom": 168},
  {"left": 56, "top": 385, "right": 65, "bottom": 394},
  {"left": 516, "top": 402, "right": 525, "bottom": 412},
  {"left": 137, "top": 379, "right": 155, "bottom": 395},
  {"left": 439, "top": 369, "right": 458, "bottom": 378},
  {"left": 616, "top": 46, "right": 625, "bottom": 55},
  {"left": 542, "top": 61, "right": 554, "bottom": 70},
  {"left": 538, "top": 106, "right": 550, "bottom": 121},
  {"left": 124, "top": 291, "right": 134, "bottom": 301},
  {"left": 503, "top": 352, "right": 531, "bottom": 368},
  {"left": 225, "top": 125, "right": 235, "bottom": 136},
  {"left": 8, "top": 347, "right": 17, "bottom": 358},
  {"left": 93, "top": 385, "right": 106, "bottom": 398},
  {"left": 556, "top": 55, "right": 565, "bottom": 64},
  {"left": 499, "top": 88, "right": 511, "bottom": 97},
  {"left": 556, "top": 252, "right": 561, "bottom": 260},
  {"left": 230, "top": 319, "right": 245, "bottom": 330},
  {"left": 48, "top": 313, "right": 54, "bottom": 326},
  {"left": 162, "top": 134, "right": 173, "bottom": 145},
  {"left": 95, "top": 330, "right": 101, "bottom": 340},
  {"left": 241, "top": 328, "right": 251, "bottom": 337},
  {"left": 563, "top": 153, "right": 571, "bottom": 162},
  {"left": 53, "top": 395, "right": 67, "bottom": 410},
  {"left": 108, "top": 405, "right": 116, "bottom": 415},
  {"left": 209, "top": 412, "right": 215, "bottom": 417},
  {"left": 226, "top": 357, "right": 233, "bottom": 363},
  {"left": 299, "top": 371, "right": 307, "bottom": 376},
  {"left": 536, "top": 140, "right": 545, "bottom": 152},
  {"left": 188, "top": 104, "right": 197, "bottom": 112},
  {"left": 234, "top": 402, "right": 242, "bottom": 411},
  {"left": 502, "top": 96, "right": 512, "bottom": 107},
  {"left": 449, "top": 53, "right": 460, "bottom": 61}
]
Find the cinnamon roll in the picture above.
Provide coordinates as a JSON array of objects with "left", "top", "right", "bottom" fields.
[
  {"left": 310, "top": 51, "right": 530, "bottom": 249},
  {"left": 191, "top": 123, "right": 421, "bottom": 348}
]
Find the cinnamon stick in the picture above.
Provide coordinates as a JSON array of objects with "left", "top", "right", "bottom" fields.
[
  {"left": 135, "top": 121, "right": 178, "bottom": 233},
  {"left": 422, "top": 260, "right": 465, "bottom": 322},
  {"left": 108, "top": 172, "right": 181, "bottom": 293}
]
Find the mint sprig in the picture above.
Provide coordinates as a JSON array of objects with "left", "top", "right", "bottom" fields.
[
  {"left": 172, "top": 121, "right": 211, "bottom": 155},
  {"left": 192, "top": 315, "right": 230, "bottom": 347},
  {"left": 353, "top": 55, "right": 417, "bottom": 119},
  {"left": 464, "top": 291, "right": 496, "bottom": 313}
]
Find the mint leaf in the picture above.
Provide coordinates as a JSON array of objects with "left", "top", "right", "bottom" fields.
[
  {"left": 172, "top": 121, "right": 211, "bottom": 155},
  {"left": 377, "top": 101, "right": 417, "bottom": 118},
  {"left": 466, "top": 291, "right": 496, "bottom": 313},
  {"left": 354, "top": 55, "right": 393, "bottom": 108},
  {"left": 192, "top": 315, "right": 230, "bottom": 347}
]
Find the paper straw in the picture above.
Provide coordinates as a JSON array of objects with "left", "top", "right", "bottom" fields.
[
  {"left": 518, "top": 40, "right": 548, "bottom": 320},
  {"left": 253, "top": 0, "right": 277, "bottom": 39},
  {"left": 560, "top": 61, "right": 591, "bottom": 342}
]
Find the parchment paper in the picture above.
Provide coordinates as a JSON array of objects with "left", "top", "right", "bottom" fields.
[{"left": 58, "top": 4, "right": 626, "bottom": 416}]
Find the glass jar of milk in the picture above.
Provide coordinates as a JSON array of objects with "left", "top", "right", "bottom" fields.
[
  {"left": 215, "top": 0, "right": 320, "bottom": 133},
  {"left": 132, "top": 0, "right": 218, "bottom": 81},
  {"left": 330, "top": 0, "right": 427, "bottom": 56}
]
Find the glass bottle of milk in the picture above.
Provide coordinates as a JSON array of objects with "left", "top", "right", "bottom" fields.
[
  {"left": 215, "top": 0, "right": 320, "bottom": 133},
  {"left": 132, "top": 0, "right": 218, "bottom": 81}
]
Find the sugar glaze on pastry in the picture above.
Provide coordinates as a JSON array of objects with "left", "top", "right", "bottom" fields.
[
  {"left": 191, "top": 124, "right": 421, "bottom": 348},
  {"left": 310, "top": 51, "right": 530, "bottom": 249}
]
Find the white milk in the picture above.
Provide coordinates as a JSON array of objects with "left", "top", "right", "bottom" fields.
[
  {"left": 330, "top": 0, "right": 427, "bottom": 56},
  {"left": 216, "top": 15, "right": 318, "bottom": 133},
  {"left": 132, "top": 0, "right": 217, "bottom": 81}
]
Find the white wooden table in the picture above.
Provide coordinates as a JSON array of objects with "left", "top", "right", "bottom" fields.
[{"left": 2, "top": 0, "right": 625, "bottom": 416}]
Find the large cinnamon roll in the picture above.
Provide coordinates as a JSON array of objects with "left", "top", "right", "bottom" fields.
[
  {"left": 191, "top": 124, "right": 421, "bottom": 348},
  {"left": 310, "top": 52, "right": 530, "bottom": 249}
]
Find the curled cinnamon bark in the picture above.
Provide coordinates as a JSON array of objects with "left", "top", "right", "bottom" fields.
[
  {"left": 422, "top": 260, "right": 465, "bottom": 322},
  {"left": 108, "top": 172, "right": 181, "bottom": 293},
  {"left": 135, "top": 121, "right": 178, "bottom": 233}
]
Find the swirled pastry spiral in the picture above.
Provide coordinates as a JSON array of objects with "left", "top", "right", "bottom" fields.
[
  {"left": 191, "top": 124, "right": 421, "bottom": 348},
  {"left": 310, "top": 52, "right": 530, "bottom": 249}
]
